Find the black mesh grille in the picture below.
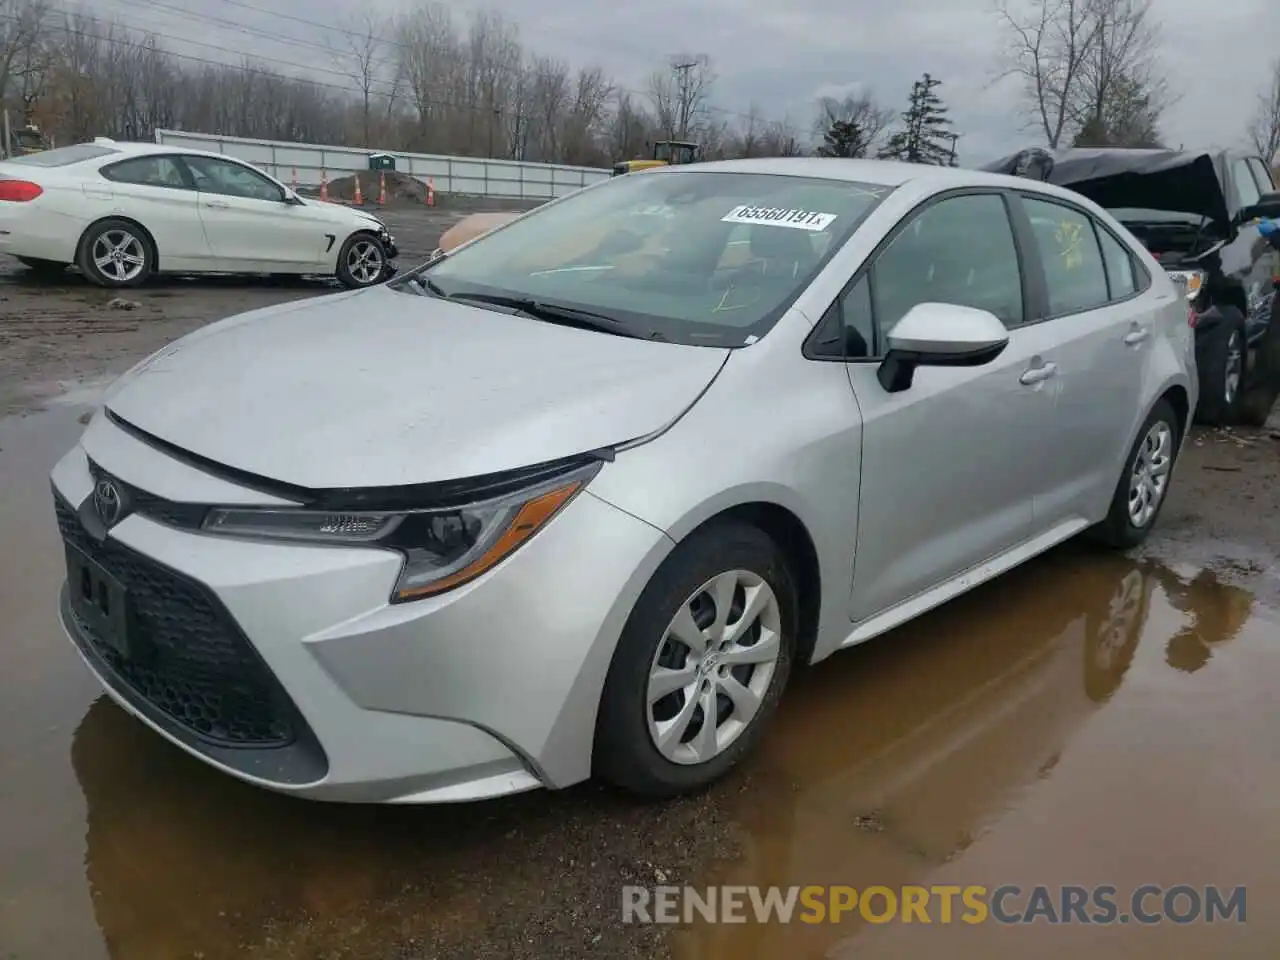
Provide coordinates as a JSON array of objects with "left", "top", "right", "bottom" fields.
[{"left": 55, "top": 495, "right": 299, "bottom": 748}]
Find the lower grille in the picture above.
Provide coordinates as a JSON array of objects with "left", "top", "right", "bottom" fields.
[{"left": 55, "top": 494, "right": 298, "bottom": 748}]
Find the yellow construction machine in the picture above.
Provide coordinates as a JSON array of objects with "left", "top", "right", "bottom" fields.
[{"left": 612, "top": 139, "right": 700, "bottom": 176}]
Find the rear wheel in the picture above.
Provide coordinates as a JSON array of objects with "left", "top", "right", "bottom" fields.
[
  {"left": 1195, "top": 312, "right": 1246, "bottom": 425},
  {"left": 594, "top": 521, "right": 797, "bottom": 798},
  {"left": 16, "top": 256, "right": 68, "bottom": 277},
  {"left": 77, "top": 219, "right": 154, "bottom": 288},
  {"left": 1093, "top": 398, "right": 1179, "bottom": 549},
  {"left": 335, "top": 232, "right": 387, "bottom": 289}
]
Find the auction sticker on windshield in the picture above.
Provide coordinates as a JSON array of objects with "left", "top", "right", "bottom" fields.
[{"left": 722, "top": 206, "right": 837, "bottom": 231}]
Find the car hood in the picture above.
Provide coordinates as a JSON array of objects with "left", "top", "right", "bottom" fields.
[
  {"left": 104, "top": 285, "right": 730, "bottom": 490},
  {"left": 982, "top": 147, "right": 1231, "bottom": 227}
]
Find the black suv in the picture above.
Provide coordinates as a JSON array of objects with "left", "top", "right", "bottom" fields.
[{"left": 984, "top": 147, "right": 1280, "bottom": 425}]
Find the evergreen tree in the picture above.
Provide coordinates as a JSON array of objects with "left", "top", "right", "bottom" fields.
[
  {"left": 817, "top": 119, "right": 871, "bottom": 158},
  {"left": 877, "top": 73, "right": 958, "bottom": 166}
]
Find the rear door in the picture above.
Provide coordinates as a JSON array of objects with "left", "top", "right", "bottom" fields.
[
  {"left": 179, "top": 155, "right": 327, "bottom": 270},
  {"left": 1012, "top": 192, "right": 1150, "bottom": 529},
  {"left": 97, "top": 154, "right": 210, "bottom": 267}
]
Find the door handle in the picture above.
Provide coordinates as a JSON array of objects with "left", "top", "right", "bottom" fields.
[
  {"left": 1124, "top": 326, "right": 1150, "bottom": 345},
  {"left": 204, "top": 200, "right": 230, "bottom": 209},
  {"left": 1019, "top": 361, "right": 1058, "bottom": 385}
]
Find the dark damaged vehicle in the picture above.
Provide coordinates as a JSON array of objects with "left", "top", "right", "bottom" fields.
[{"left": 986, "top": 147, "right": 1280, "bottom": 425}]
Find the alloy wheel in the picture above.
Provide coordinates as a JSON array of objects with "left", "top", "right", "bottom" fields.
[
  {"left": 91, "top": 230, "right": 146, "bottom": 283},
  {"left": 1128, "top": 420, "right": 1173, "bottom": 528},
  {"left": 1224, "top": 331, "right": 1242, "bottom": 406},
  {"left": 346, "top": 239, "right": 384, "bottom": 285},
  {"left": 646, "top": 569, "right": 782, "bottom": 765}
]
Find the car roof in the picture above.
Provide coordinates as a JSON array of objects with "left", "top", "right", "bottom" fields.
[
  {"left": 85, "top": 139, "right": 238, "bottom": 163},
  {"left": 661, "top": 156, "right": 1051, "bottom": 192}
]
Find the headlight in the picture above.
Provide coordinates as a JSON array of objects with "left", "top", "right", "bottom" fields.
[
  {"left": 201, "top": 462, "right": 599, "bottom": 602},
  {"left": 1166, "top": 269, "right": 1205, "bottom": 302}
]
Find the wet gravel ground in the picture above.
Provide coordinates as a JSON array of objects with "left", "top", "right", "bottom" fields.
[
  {"left": 0, "top": 199, "right": 540, "bottom": 417},
  {"left": 3, "top": 206, "right": 1280, "bottom": 959}
]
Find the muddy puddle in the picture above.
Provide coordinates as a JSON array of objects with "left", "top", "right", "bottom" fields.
[{"left": 1, "top": 403, "right": 1277, "bottom": 959}]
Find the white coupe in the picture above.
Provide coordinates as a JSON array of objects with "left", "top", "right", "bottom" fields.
[{"left": 0, "top": 139, "right": 397, "bottom": 288}]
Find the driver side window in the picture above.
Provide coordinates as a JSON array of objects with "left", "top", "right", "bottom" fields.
[
  {"left": 183, "top": 156, "right": 283, "bottom": 202},
  {"left": 871, "top": 193, "right": 1024, "bottom": 334},
  {"left": 810, "top": 193, "right": 1024, "bottom": 361}
]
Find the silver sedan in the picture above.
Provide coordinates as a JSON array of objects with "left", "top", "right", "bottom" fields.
[{"left": 50, "top": 157, "right": 1196, "bottom": 803}]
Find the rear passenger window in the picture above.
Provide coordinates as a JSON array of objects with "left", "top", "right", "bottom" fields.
[
  {"left": 102, "top": 156, "right": 188, "bottom": 189},
  {"left": 1096, "top": 227, "right": 1137, "bottom": 299},
  {"left": 871, "top": 193, "right": 1024, "bottom": 331},
  {"left": 1022, "top": 197, "right": 1109, "bottom": 315}
]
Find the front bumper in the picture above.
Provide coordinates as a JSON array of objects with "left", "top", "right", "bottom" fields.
[{"left": 50, "top": 416, "right": 671, "bottom": 802}]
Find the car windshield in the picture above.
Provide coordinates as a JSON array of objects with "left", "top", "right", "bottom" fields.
[
  {"left": 5, "top": 143, "right": 117, "bottom": 166},
  {"left": 397, "top": 170, "right": 892, "bottom": 346}
]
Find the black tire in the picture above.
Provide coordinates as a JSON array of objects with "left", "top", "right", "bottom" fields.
[
  {"left": 1238, "top": 294, "right": 1280, "bottom": 427},
  {"left": 1093, "top": 397, "right": 1180, "bottom": 549},
  {"left": 335, "top": 231, "right": 388, "bottom": 289},
  {"left": 594, "top": 520, "right": 798, "bottom": 798},
  {"left": 76, "top": 218, "right": 154, "bottom": 288},
  {"left": 16, "top": 256, "right": 68, "bottom": 277},
  {"left": 1194, "top": 311, "right": 1246, "bottom": 425}
]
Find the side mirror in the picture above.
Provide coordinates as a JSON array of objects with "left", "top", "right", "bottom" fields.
[
  {"left": 1240, "top": 190, "right": 1280, "bottom": 223},
  {"left": 877, "top": 302, "right": 1009, "bottom": 393},
  {"left": 282, "top": 189, "right": 304, "bottom": 205}
]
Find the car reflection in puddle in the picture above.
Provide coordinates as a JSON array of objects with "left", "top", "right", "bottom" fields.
[{"left": 670, "top": 549, "right": 1267, "bottom": 960}]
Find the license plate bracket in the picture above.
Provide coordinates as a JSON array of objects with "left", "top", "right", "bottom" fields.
[{"left": 65, "top": 543, "right": 132, "bottom": 659}]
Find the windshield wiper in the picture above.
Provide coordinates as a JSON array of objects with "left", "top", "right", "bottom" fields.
[
  {"left": 442, "top": 292, "right": 643, "bottom": 338},
  {"left": 400, "top": 273, "right": 448, "bottom": 298}
]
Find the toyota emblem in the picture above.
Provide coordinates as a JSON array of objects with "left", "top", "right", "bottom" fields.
[{"left": 93, "top": 478, "right": 123, "bottom": 527}]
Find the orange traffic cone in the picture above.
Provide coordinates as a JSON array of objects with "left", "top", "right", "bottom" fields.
[
  {"left": 353, "top": 175, "right": 364, "bottom": 206},
  {"left": 378, "top": 171, "right": 387, "bottom": 205},
  {"left": 426, "top": 176, "right": 435, "bottom": 207},
  {"left": 320, "top": 170, "right": 329, "bottom": 202}
]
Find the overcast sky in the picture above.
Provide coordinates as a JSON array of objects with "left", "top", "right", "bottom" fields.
[{"left": 81, "top": 0, "right": 1279, "bottom": 165}]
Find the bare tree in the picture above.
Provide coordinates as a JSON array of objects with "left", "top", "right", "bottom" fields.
[
  {"left": 997, "top": 0, "right": 1169, "bottom": 148},
  {"left": 331, "top": 11, "right": 395, "bottom": 147},
  {"left": 648, "top": 53, "right": 713, "bottom": 140},
  {"left": 994, "top": 0, "right": 1098, "bottom": 147},
  {"left": 1248, "top": 57, "right": 1280, "bottom": 166},
  {"left": 23, "top": 6, "right": 805, "bottom": 169},
  {"left": 811, "top": 90, "right": 893, "bottom": 156},
  {"left": 1070, "top": 0, "right": 1168, "bottom": 144},
  {"left": 1, "top": 0, "right": 50, "bottom": 124}
]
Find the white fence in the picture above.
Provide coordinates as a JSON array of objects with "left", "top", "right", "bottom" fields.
[{"left": 153, "top": 130, "right": 612, "bottom": 200}]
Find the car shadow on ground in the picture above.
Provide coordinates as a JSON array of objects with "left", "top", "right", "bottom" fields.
[{"left": 0, "top": 265, "right": 340, "bottom": 293}]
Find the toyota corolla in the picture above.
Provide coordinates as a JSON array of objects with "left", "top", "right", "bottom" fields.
[{"left": 51, "top": 157, "right": 1196, "bottom": 803}]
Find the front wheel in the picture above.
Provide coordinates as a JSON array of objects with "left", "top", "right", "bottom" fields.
[
  {"left": 335, "top": 232, "right": 388, "bottom": 289},
  {"left": 1195, "top": 314, "right": 1246, "bottom": 425},
  {"left": 77, "top": 219, "right": 154, "bottom": 288},
  {"left": 594, "top": 521, "right": 797, "bottom": 798},
  {"left": 1092, "top": 398, "right": 1180, "bottom": 549}
]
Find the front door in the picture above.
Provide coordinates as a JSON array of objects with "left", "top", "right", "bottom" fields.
[
  {"left": 179, "top": 155, "right": 327, "bottom": 270},
  {"left": 844, "top": 191, "right": 1051, "bottom": 623}
]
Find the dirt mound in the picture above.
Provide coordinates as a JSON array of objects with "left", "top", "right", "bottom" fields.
[
  {"left": 323, "top": 170, "right": 427, "bottom": 205},
  {"left": 305, "top": 171, "right": 550, "bottom": 211}
]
